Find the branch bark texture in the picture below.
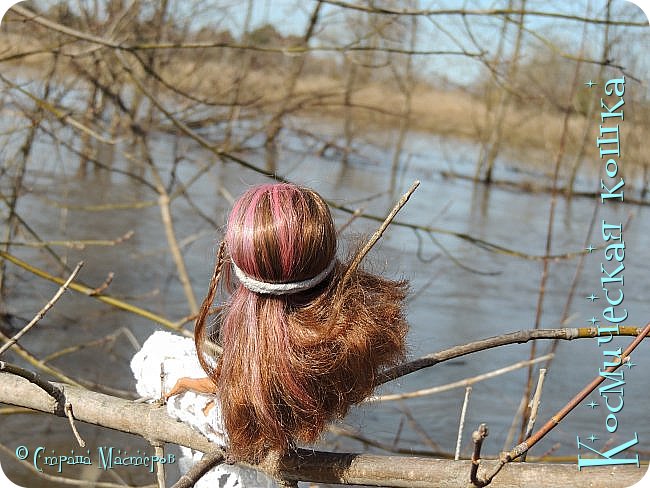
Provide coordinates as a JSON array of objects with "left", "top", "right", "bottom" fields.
[{"left": 0, "top": 373, "right": 645, "bottom": 487}]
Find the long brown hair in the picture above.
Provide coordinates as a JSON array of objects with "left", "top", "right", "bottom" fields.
[{"left": 195, "top": 183, "right": 408, "bottom": 462}]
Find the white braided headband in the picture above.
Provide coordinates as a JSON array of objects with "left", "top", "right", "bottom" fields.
[{"left": 231, "top": 259, "right": 336, "bottom": 295}]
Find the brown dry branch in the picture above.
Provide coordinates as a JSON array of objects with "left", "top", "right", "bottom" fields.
[
  {"left": 502, "top": 394, "right": 527, "bottom": 452},
  {"left": 471, "top": 322, "right": 650, "bottom": 487},
  {"left": 120, "top": 57, "right": 563, "bottom": 263},
  {"left": 336, "top": 207, "right": 365, "bottom": 235},
  {"left": 0, "top": 372, "right": 644, "bottom": 488},
  {"left": 7, "top": 5, "right": 648, "bottom": 163},
  {"left": 379, "top": 326, "right": 648, "bottom": 384},
  {"left": 157, "top": 192, "right": 198, "bottom": 314},
  {"left": 385, "top": 13, "right": 418, "bottom": 195},
  {"left": 328, "top": 196, "right": 597, "bottom": 261},
  {"left": 264, "top": 0, "right": 323, "bottom": 157},
  {"left": 111, "top": 49, "right": 292, "bottom": 186},
  {"left": 540, "top": 1, "right": 614, "bottom": 380},
  {"left": 10, "top": 4, "right": 481, "bottom": 55},
  {"left": 121, "top": 132, "right": 203, "bottom": 315},
  {"left": 436, "top": 171, "right": 650, "bottom": 206},
  {"left": 566, "top": 2, "right": 612, "bottom": 193},
  {"left": 44, "top": 199, "right": 159, "bottom": 212},
  {"left": 36, "top": 123, "right": 157, "bottom": 191},
  {"left": 129, "top": 41, "right": 478, "bottom": 57},
  {"left": 400, "top": 404, "right": 443, "bottom": 453},
  {"left": 491, "top": 1, "right": 524, "bottom": 183}
]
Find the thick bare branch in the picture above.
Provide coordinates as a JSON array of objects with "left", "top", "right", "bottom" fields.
[{"left": 0, "top": 372, "right": 644, "bottom": 488}]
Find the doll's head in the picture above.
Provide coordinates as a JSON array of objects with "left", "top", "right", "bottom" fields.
[
  {"left": 195, "top": 183, "right": 408, "bottom": 462},
  {"left": 226, "top": 183, "right": 337, "bottom": 293}
]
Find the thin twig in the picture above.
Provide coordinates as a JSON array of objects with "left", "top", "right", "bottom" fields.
[
  {"left": 0, "top": 230, "right": 135, "bottom": 250},
  {"left": 329, "top": 424, "right": 452, "bottom": 458},
  {"left": 64, "top": 402, "right": 86, "bottom": 447},
  {"left": 336, "top": 207, "right": 365, "bottom": 235},
  {"left": 0, "top": 261, "right": 83, "bottom": 357},
  {"left": 503, "top": 394, "right": 527, "bottom": 452},
  {"left": 41, "top": 327, "right": 139, "bottom": 363},
  {"left": 455, "top": 386, "right": 472, "bottom": 461},
  {"left": 88, "top": 272, "right": 114, "bottom": 296},
  {"left": 170, "top": 450, "right": 225, "bottom": 488},
  {"left": 159, "top": 363, "right": 165, "bottom": 403},
  {"left": 378, "top": 326, "right": 647, "bottom": 385},
  {"left": 318, "top": 1, "right": 648, "bottom": 26},
  {"left": 0, "top": 250, "right": 189, "bottom": 335},
  {"left": 470, "top": 424, "right": 489, "bottom": 487},
  {"left": 371, "top": 353, "right": 552, "bottom": 401},
  {"left": 340, "top": 180, "right": 419, "bottom": 287},
  {"left": 392, "top": 417, "right": 405, "bottom": 450},
  {"left": 0, "top": 72, "right": 116, "bottom": 145},
  {"left": 520, "top": 368, "right": 547, "bottom": 462},
  {"left": 477, "top": 322, "right": 650, "bottom": 487},
  {"left": 520, "top": 9, "right": 586, "bottom": 440},
  {"left": 157, "top": 192, "right": 198, "bottom": 313},
  {"left": 399, "top": 404, "right": 442, "bottom": 452}
]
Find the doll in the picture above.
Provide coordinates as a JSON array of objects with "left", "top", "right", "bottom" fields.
[{"left": 134, "top": 182, "right": 409, "bottom": 468}]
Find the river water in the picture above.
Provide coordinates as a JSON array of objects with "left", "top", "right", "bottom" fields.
[{"left": 1, "top": 118, "right": 648, "bottom": 486}]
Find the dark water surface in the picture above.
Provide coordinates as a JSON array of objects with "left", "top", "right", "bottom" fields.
[{"left": 1, "top": 121, "right": 648, "bottom": 486}]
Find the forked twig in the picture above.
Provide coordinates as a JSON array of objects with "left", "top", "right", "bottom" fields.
[
  {"left": 471, "top": 322, "right": 650, "bottom": 486},
  {"left": 0, "top": 261, "right": 83, "bottom": 357}
]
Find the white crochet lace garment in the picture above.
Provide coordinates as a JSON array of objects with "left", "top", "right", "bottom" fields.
[{"left": 130, "top": 331, "right": 276, "bottom": 488}]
